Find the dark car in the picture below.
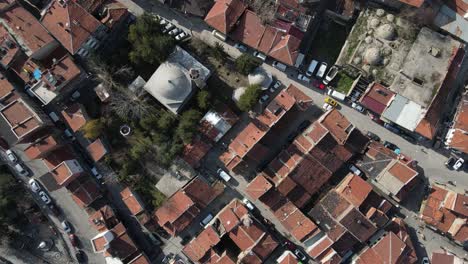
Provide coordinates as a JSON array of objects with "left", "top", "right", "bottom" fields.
[
  {"left": 0, "top": 137, "right": 8, "bottom": 150},
  {"left": 384, "top": 123, "right": 400, "bottom": 134},
  {"left": 298, "top": 120, "right": 311, "bottom": 132},
  {"left": 69, "top": 234, "right": 78, "bottom": 247},
  {"left": 366, "top": 131, "right": 380, "bottom": 141},
  {"left": 383, "top": 141, "right": 399, "bottom": 151},
  {"left": 401, "top": 133, "right": 418, "bottom": 144},
  {"left": 75, "top": 250, "right": 86, "bottom": 263},
  {"left": 282, "top": 240, "right": 296, "bottom": 251}
]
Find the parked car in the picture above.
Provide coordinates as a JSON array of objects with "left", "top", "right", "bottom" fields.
[
  {"left": 282, "top": 240, "right": 296, "bottom": 251},
  {"left": 216, "top": 168, "right": 231, "bottom": 182},
  {"left": 162, "top": 23, "right": 174, "bottom": 33},
  {"left": 48, "top": 111, "right": 60, "bottom": 123},
  {"left": 421, "top": 257, "right": 429, "bottom": 264},
  {"left": 272, "top": 61, "right": 287, "bottom": 71},
  {"left": 297, "top": 73, "right": 310, "bottom": 83},
  {"left": 259, "top": 94, "right": 269, "bottom": 104},
  {"left": 200, "top": 213, "right": 213, "bottom": 227},
  {"left": 0, "top": 137, "right": 8, "bottom": 150},
  {"left": 324, "top": 97, "right": 338, "bottom": 108},
  {"left": 312, "top": 79, "right": 326, "bottom": 90},
  {"left": 159, "top": 18, "right": 168, "bottom": 26},
  {"left": 90, "top": 167, "right": 102, "bottom": 180},
  {"left": 39, "top": 191, "right": 51, "bottom": 204},
  {"left": 61, "top": 221, "right": 72, "bottom": 233},
  {"left": 70, "top": 91, "right": 81, "bottom": 101},
  {"left": 168, "top": 28, "right": 181, "bottom": 36},
  {"left": 316, "top": 62, "right": 328, "bottom": 78},
  {"left": 298, "top": 120, "right": 311, "bottom": 132},
  {"left": 5, "top": 149, "right": 17, "bottom": 163},
  {"left": 351, "top": 102, "right": 365, "bottom": 113},
  {"left": 294, "top": 249, "right": 308, "bottom": 262},
  {"left": 384, "top": 123, "right": 400, "bottom": 134},
  {"left": 349, "top": 164, "right": 362, "bottom": 176},
  {"left": 322, "top": 103, "right": 333, "bottom": 111},
  {"left": 175, "top": 31, "right": 190, "bottom": 41},
  {"left": 242, "top": 198, "right": 255, "bottom": 211},
  {"left": 14, "top": 163, "right": 29, "bottom": 177},
  {"left": 48, "top": 204, "right": 60, "bottom": 216},
  {"left": 234, "top": 43, "right": 247, "bottom": 52},
  {"left": 306, "top": 60, "right": 318, "bottom": 77},
  {"left": 253, "top": 51, "right": 267, "bottom": 61},
  {"left": 69, "top": 234, "right": 77, "bottom": 247},
  {"left": 64, "top": 129, "right": 76, "bottom": 141},
  {"left": 323, "top": 65, "right": 339, "bottom": 85},
  {"left": 75, "top": 250, "right": 86, "bottom": 263},
  {"left": 453, "top": 158, "right": 464, "bottom": 171},
  {"left": 366, "top": 131, "right": 380, "bottom": 142},
  {"left": 383, "top": 141, "right": 400, "bottom": 152},
  {"left": 28, "top": 179, "right": 41, "bottom": 193},
  {"left": 212, "top": 30, "right": 226, "bottom": 41},
  {"left": 269, "top": 80, "right": 281, "bottom": 93}
]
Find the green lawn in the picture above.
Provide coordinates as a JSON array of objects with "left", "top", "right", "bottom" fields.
[{"left": 335, "top": 73, "right": 355, "bottom": 94}]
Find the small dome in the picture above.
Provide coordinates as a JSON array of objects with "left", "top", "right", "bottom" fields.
[
  {"left": 353, "top": 57, "right": 362, "bottom": 64},
  {"left": 145, "top": 62, "right": 192, "bottom": 102},
  {"left": 365, "top": 36, "right": 373, "bottom": 44},
  {"left": 376, "top": 24, "right": 396, "bottom": 40},
  {"left": 364, "top": 47, "right": 382, "bottom": 65},
  {"left": 232, "top": 87, "right": 246, "bottom": 103},
  {"left": 248, "top": 67, "right": 272, "bottom": 90},
  {"left": 370, "top": 18, "right": 380, "bottom": 28},
  {"left": 376, "top": 9, "right": 385, "bottom": 17},
  {"left": 386, "top": 14, "right": 395, "bottom": 22}
]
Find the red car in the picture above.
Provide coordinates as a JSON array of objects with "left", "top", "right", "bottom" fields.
[
  {"left": 0, "top": 137, "right": 8, "bottom": 150},
  {"left": 69, "top": 234, "right": 77, "bottom": 247},
  {"left": 312, "top": 80, "right": 326, "bottom": 90}
]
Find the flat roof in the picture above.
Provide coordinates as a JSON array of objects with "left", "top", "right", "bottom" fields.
[
  {"left": 0, "top": 98, "right": 44, "bottom": 138},
  {"left": 381, "top": 94, "right": 424, "bottom": 131}
]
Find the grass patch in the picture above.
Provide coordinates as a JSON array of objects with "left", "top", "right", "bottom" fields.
[{"left": 335, "top": 73, "right": 355, "bottom": 94}]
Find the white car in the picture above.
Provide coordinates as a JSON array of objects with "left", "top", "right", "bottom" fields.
[
  {"left": 216, "top": 168, "right": 231, "bottom": 182},
  {"left": 61, "top": 221, "right": 72, "bottom": 233},
  {"left": 272, "top": 61, "right": 287, "bottom": 71},
  {"left": 259, "top": 94, "right": 269, "bottom": 104},
  {"left": 316, "top": 62, "right": 328, "bottom": 78},
  {"left": 322, "top": 103, "right": 333, "bottom": 111},
  {"left": 14, "top": 163, "right": 29, "bottom": 177},
  {"left": 5, "top": 149, "right": 17, "bottom": 163},
  {"left": 39, "top": 191, "right": 51, "bottom": 204},
  {"left": 351, "top": 102, "right": 365, "bottom": 113},
  {"left": 162, "top": 23, "right": 174, "bottom": 33},
  {"left": 159, "top": 18, "right": 167, "bottom": 26},
  {"left": 453, "top": 158, "right": 464, "bottom": 170},
  {"left": 297, "top": 73, "right": 310, "bottom": 83},
  {"left": 175, "top": 32, "right": 189, "bottom": 41},
  {"left": 269, "top": 81, "right": 281, "bottom": 93},
  {"left": 323, "top": 65, "right": 339, "bottom": 85},
  {"left": 168, "top": 28, "right": 181, "bottom": 36},
  {"left": 349, "top": 164, "right": 362, "bottom": 176},
  {"left": 28, "top": 179, "right": 41, "bottom": 193},
  {"left": 242, "top": 198, "right": 255, "bottom": 211}
]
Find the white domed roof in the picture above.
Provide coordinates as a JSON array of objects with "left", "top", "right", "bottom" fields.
[
  {"left": 145, "top": 62, "right": 192, "bottom": 102},
  {"left": 376, "top": 24, "right": 396, "bottom": 40},
  {"left": 248, "top": 67, "right": 272, "bottom": 90},
  {"left": 364, "top": 47, "right": 382, "bottom": 65}
]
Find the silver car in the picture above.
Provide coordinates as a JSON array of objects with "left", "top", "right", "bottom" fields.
[
  {"left": 39, "top": 191, "right": 51, "bottom": 204},
  {"left": 28, "top": 179, "right": 41, "bottom": 193},
  {"left": 5, "top": 149, "right": 17, "bottom": 163}
]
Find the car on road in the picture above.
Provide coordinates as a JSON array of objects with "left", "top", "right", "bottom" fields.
[
  {"left": 259, "top": 94, "right": 269, "bottom": 104},
  {"left": 453, "top": 158, "right": 464, "bottom": 171},
  {"left": 28, "top": 179, "right": 41, "bottom": 193},
  {"left": 5, "top": 149, "right": 18, "bottom": 163},
  {"left": 216, "top": 168, "right": 231, "bottom": 182},
  {"left": 324, "top": 97, "right": 338, "bottom": 108},
  {"left": 349, "top": 164, "right": 362, "bottom": 176},
  {"left": 316, "top": 62, "right": 328, "bottom": 78},
  {"left": 272, "top": 61, "right": 287, "bottom": 71},
  {"left": 200, "top": 213, "right": 213, "bottom": 227},
  {"left": 175, "top": 31, "right": 190, "bottom": 41},
  {"left": 242, "top": 198, "right": 255, "bottom": 211},
  {"left": 69, "top": 234, "right": 78, "bottom": 247},
  {"left": 48, "top": 204, "right": 60, "bottom": 216},
  {"left": 306, "top": 60, "right": 318, "bottom": 77},
  {"left": 70, "top": 91, "right": 81, "bottom": 101},
  {"left": 14, "top": 163, "right": 29, "bottom": 177},
  {"left": 384, "top": 123, "right": 400, "bottom": 134},
  {"left": 421, "top": 257, "right": 429, "bottom": 264},
  {"left": 366, "top": 131, "right": 380, "bottom": 141},
  {"left": 75, "top": 250, "right": 86, "bottom": 263},
  {"left": 253, "top": 51, "right": 267, "bottom": 61},
  {"left": 312, "top": 79, "right": 326, "bottom": 90},
  {"left": 234, "top": 43, "right": 247, "bottom": 52},
  {"left": 162, "top": 23, "right": 175, "bottom": 33},
  {"left": 64, "top": 129, "right": 76, "bottom": 141},
  {"left": 169, "top": 28, "right": 181, "bottom": 36},
  {"left": 269, "top": 80, "right": 281, "bottom": 93},
  {"left": 61, "top": 221, "right": 72, "bottom": 233},
  {"left": 159, "top": 18, "right": 168, "bottom": 26},
  {"left": 293, "top": 249, "right": 308, "bottom": 262},
  {"left": 39, "top": 191, "right": 51, "bottom": 204},
  {"left": 297, "top": 73, "right": 310, "bottom": 83},
  {"left": 322, "top": 103, "right": 333, "bottom": 111},
  {"left": 91, "top": 167, "right": 102, "bottom": 180},
  {"left": 323, "top": 65, "right": 339, "bottom": 85},
  {"left": 282, "top": 240, "right": 296, "bottom": 251},
  {"left": 445, "top": 157, "right": 456, "bottom": 169},
  {"left": 0, "top": 137, "right": 8, "bottom": 150},
  {"left": 351, "top": 102, "right": 365, "bottom": 113},
  {"left": 383, "top": 141, "right": 400, "bottom": 152}
]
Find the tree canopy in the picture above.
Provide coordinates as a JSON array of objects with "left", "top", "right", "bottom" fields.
[
  {"left": 176, "top": 110, "right": 202, "bottom": 144},
  {"left": 81, "top": 119, "right": 104, "bottom": 139},
  {"left": 235, "top": 54, "right": 261, "bottom": 75},
  {"left": 237, "top": 84, "right": 262, "bottom": 111}
]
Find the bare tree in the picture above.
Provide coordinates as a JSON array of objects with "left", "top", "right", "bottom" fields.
[
  {"left": 88, "top": 56, "right": 134, "bottom": 90},
  {"left": 109, "top": 84, "right": 152, "bottom": 120},
  {"left": 245, "top": 0, "right": 276, "bottom": 24}
]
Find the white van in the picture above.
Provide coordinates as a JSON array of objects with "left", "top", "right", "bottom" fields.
[
  {"left": 212, "top": 30, "right": 226, "bottom": 41},
  {"left": 217, "top": 168, "right": 231, "bottom": 182},
  {"left": 272, "top": 61, "right": 287, "bottom": 71},
  {"left": 200, "top": 213, "right": 213, "bottom": 227},
  {"left": 327, "top": 89, "right": 346, "bottom": 101},
  {"left": 316, "top": 62, "right": 328, "bottom": 78},
  {"left": 48, "top": 112, "right": 60, "bottom": 123},
  {"left": 306, "top": 60, "right": 318, "bottom": 77}
]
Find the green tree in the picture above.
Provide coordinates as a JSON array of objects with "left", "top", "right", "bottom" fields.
[
  {"left": 128, "top": 14, "right": 176, "bottom": 65},
  {"left": 81, "top": 119, "right": 104, "bottom": 139},
  {"left": 176, "top": 110, "right": 202, "bottom": 144},
  {"left": 235, "top": 54, "right": 261, "bottom": 75},
  {"left": 211, "top": 42, "right": 225, "bottom": 61},
  {"left": 139, "top": 112, "right": 160, "bottom": 131},
  {"left": 157, "top": 111, "right": 177, "bottom": 131},
  {"left": 237, "top": 84, "right": 262, "bottom": 111},
  {"left": 197, "top": 90, "right": 211, "bottom": 110},
  {"left": 129, "top": 136, "right": 152, "bottom": 160}
]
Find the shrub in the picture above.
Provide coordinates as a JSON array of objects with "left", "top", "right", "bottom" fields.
[
  {"left": 237, "top": 84, "right": 262, "bottom": 111},
  {"left": 81, "top": 119, "right": 104, "bottom": 139},
  {"left": 235, "top": 54, "right": 261, "bottom": 75},
  {"left": 176, "top": 110, "right": 202, "bottom": 144},
  {"left": 197, "top": 90, "right": 211, "bottom": 110}
]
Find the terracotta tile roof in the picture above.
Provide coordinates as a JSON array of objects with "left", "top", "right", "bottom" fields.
[
  {"left": 398, "top": 0, "right": 425, "bottom": 7},
  {"left": 0, "top": 98, "right": 45, "bottom": 139},
  {"left": 127, "top": 252, "right": 151, "bottom": 264},
  {"left": 154, "top": 191, "right": 195, "bottom": 235},
  {"left": 431, "top": 252, "right": 457, "bottom": 264},
  {"left": 89, "top": 205, "right": 119, "bottom": 232},
  {"left": 387, "top": 160, "right": 418, "bottom": 184},
  {"left": 356, "top": 231, "right": 416, "bottom": 264},
  {"left": 41, "top": 0, "right": 102, "bottom": 54},
  {"left": 0, "top": 25, "right": 19, "bottom": 67},
  {"left": 257, "top": 89, "right": 296, "bottom": 128},
  {"left": 444, "top": 192, "right": 468, "bottom": 217},
  {"left": 42, "top": 146, "right": 75, "bottom": 169},
  {"left": 447, "top": 92, "right": 468, "bottom": 153},
  {"left": 0, "top": 74, "right": 14, "bottom": 101},
  {"left": 120, "top": 187, "right": 145, "bottom": 216},
  {"left": 246, "top": 174, "right": 273, "bottom": 200},
  {"left": 335, "top": 173, "right": 372, "bottom": 207},
  {"left": 307, "top": 234, "right": 334, "bottom": 259},
  {"left": 229, "top": 223, "right": 264, "bottom": 251},
  {"left": 0, "top": 5, "right": 56, "bottom": 55},
  {"left": 268, "top": 34, "right": 301, "bottom": 66},
  {"left": 183, "top": 226, "right": 220, "bottom": 262},
  {"left": 100, "top": 1, "right": 129, "bottom": 29},
  {"left": 77, "top": 0, "right": 106, "bottom": 13},
  {"left": 277, "top": 251, "right": 298, "bottom": 264},
  {"left": 108, "top": 223, "right": 139, "bottom": 260},
  {"left": 273, "top": 200, "right": 318, "bottom": 241},
  {"left": 182, "top": 137, "right": 212, "bottom": 168},
  {"left": 61, "top": 103, "right": 88, "bottom": 132},
  {"left": 86, "top": 138, "right": 108, "bottom": 162},
  {"left": 359, "top": 82, "right": 395, "bottom": 115},
  {"left": 183, "top": 177, "right": 224, "bottom": 207},
  {"left": 231, "top": 10, "right": 265, "bottom": 48},
  {"left": 67, "top": 176, "right": 101, "bottom": 208},
  {"left": 228, "top": 122, "right": 266, "bottom": 158},
  {"left": 204, "top": 0, "right": 246, "bottom": 34},
  {"left": 320, "top": 109, "right": 353, "bottom": 145},
  {"left": 25, "top": 134, "right": 60, "bottom": 160},
  {"left": 252, "top": 233, "right": 278, "bottom": 260}
]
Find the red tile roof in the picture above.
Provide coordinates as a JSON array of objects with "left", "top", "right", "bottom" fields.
[
  {"left": 273, "top": 200, "right": 318, "bottom": 241},
  {"left": 320, "top": 109, "right": 353, "bottom": 145},
  {"left": 447, "top": 92, "right": 468, "bottom": 153},
  {"left": 0, "top": 75, "right": 14, "bottom": 101},
  {"left": 359, "top": 83, "right": 395, "bottom": 115},
  {"left": 67, "top": 176, "right": 101, "bottom": 208},
  {"left": 387, "top": 161, "right": 418, "bottom": 184},
  {"left": 204, "top": 0, "right": 247, "bottom": 34},
  {"left": 0, "top": 98, "right": 46, "bottom": 139},
  {"left": 335, "top": 173, "right": 372, "bottom": 207},
  {"left": 0, "top": 25, "right": 20, "bottom": 67},
  {"left": 42, "top": 146, "right": 75, "bottom": 169},
  {"left": 120, "top": 187, "right": 145, "bottom": 216},
  {"left": 246, "top": 174, "right": 273, "bottom": 200},
  {"left": 86, "top": 138, "right": 108, "bottom": 162},
  {"left": 0, "top": 5, "right": 56, "bottom": 55},
  {"left": 182, "top": 137, "right": 212, "bottom": 168},
  {"left": 127, "top": 252, "right": 151, "bottom": 264},
  {"left": 61, "top": 103, "right": 88, "bottom": 132},
  {"left": 89, "top": 205, "right": 119, "bottom": 232},
  {"left": 277, "top": 251, "right": 298, "bottom": 264},
  {"left": 183, "top": 226, "right": 221, "bottom": 262},
  {"left": 24, "top": 134, "right": 60, "bottom": 160},
  {"left": 41, "top": 0, "right": 102, "bottom": 54},
  {"left": 431, "top": 252, "right": 457, "bottom": 264},
  {"left": 100, "top": 1, "right": 129, "bottom": 29}
]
